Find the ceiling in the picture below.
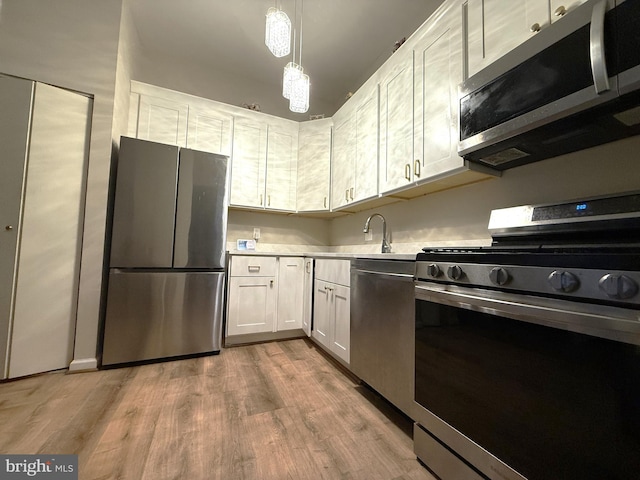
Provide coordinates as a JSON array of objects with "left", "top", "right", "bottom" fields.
[{"left": 128, "top": 0, "right": 445, "bottom": 119}]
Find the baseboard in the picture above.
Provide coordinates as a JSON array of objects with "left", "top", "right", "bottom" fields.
[
  {"left": 68, "top": 357, "right": 98, "bottom": 373},
  {"left": 224, "top": 329, "right": 306, "bottom": 347}
]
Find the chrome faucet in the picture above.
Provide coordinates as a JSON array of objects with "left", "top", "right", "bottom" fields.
[{"left": 363, "top": 213, "right": 391, "bottom": 253}]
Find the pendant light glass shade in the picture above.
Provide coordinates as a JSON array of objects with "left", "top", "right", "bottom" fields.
[
  {"left": 265, "top": 7, "right": 291, "bottom": 58},
  {"left": 289, "top": 73, "right": 310, "bottom": 113},
  {"left": 283, "top": 62, "right": 303, "bottom": 99}
]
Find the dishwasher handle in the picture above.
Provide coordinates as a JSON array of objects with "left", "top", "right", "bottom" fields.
[{"left": 353, "top": 268, "right": 414, "bottom": 281}]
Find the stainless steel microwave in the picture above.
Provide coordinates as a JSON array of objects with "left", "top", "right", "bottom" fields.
[{"left": 458, "top": 0, "right": 640, "bottom": 170}]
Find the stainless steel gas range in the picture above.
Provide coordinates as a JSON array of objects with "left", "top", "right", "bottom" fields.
[{"left": 413, "top": 191, "right": 640, "bottom": 480}]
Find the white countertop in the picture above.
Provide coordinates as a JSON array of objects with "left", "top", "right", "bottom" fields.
[{"left": 228, "top": 251, "right": 418, "bottom": 261}]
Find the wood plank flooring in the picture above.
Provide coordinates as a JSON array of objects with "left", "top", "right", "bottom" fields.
[{"left": 0, "top": 339, "right": 436, "bottom": 480}]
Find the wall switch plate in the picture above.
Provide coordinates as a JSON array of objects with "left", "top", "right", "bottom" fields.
[{"left": 253, "top": 228, "right": 260, "bottom": 240}]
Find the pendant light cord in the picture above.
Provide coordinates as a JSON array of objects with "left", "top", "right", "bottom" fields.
[
  {"left": 292, "top": 0, "right": 297, "bottom": 64},
  {"left": 298, "top": 0, "right": 303, "bottom": 66}
]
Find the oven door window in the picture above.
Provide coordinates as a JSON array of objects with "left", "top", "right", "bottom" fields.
[{"left": 415, "top": 299, "right": 640, "bottom": 480}]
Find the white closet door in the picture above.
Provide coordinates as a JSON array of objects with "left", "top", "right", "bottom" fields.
[
  {"left": 9, "top": 82, "right": 92, "bottom": 379},
  {"left": 0, "top": 76, "right": 34, "bottom": 379}
]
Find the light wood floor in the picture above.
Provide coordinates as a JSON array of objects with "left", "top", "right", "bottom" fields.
[{"left": 0, "top": 338, "right": 436, "bottom": 480}]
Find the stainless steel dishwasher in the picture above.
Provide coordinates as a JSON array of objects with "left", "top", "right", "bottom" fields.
[{"left": 351, "top": 258, "right": 416, "bottom": 419}]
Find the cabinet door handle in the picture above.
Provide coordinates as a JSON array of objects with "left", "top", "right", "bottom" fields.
[
  {"left": 405, "top": 163, "right": 411, "bottom": 181},
  {"left": 345, "top": 189, "right": 349, "bottom": 202},
  {"left": 414, "top": 159, "right": 421, "bottom": 178},
  {"left": 530, "top": 22, "right": 541, "bottom": 33},
  {"left": 323, "top": 196, "right": 327, "bottom": 209},
  {"left": 349, "top": 187, "right": 354, "bottom": 200},
  {"left": 305, "top": 261, "right": 311, "bottom": 273},
  {"left": 5, "top": 225, "right": 13, "bottom": 231},
  {"left": 260, "top": 194, "right": 263, "bottom": 206},
  {"left": 270, "top": 280, "right": 274, "bottom": 288},
  {"left": 248, "top": 265, "right": 261, "bottom": 272},
  {"left": 554, "top": 5, "right": 567, "bottom": 16},
  {"left": 268, "top": 194, "right": 271, "bottom": 207}
]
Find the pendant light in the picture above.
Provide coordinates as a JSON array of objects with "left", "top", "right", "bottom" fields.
[
  {"left": 283, "top": 61, "right": 303, "bottom": 100},
  {"left": 289, "top": 73, "right": 310, "bottom": 113},
  {"left": 289, "top": 0, "right": 309, "bottom": 113},
  {"left": 265, "top": 2, "right": 291, "bottom": 58}
]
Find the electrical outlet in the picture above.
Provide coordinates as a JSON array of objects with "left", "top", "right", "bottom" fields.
[
  {"left": 364, "top": 231, "right": 373, "bottom": 241},
  {"left": 253, "top": 228, "right": 261, "bottom": 240}
]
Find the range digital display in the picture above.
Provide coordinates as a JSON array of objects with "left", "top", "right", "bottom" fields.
[{"left": 532, "top": 193, "right": 640, "bottom": 221}]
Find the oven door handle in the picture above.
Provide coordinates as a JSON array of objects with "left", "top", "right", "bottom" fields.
[{"left": 415, "top": 283, "right": 640, "bottom": 344}]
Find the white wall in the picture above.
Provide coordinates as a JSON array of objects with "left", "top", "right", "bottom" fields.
[
  {"left": 330, "top": 135, "right": 640, "bottom": 252},
  {"left": 0, "top": 0, "right": 124, "bottom": 370},
  {"left": 227, "top": 210, "right": 330, "bottom": 253},
  {"left": 112, "top": 2, "right": 141, "bottom": 146}
]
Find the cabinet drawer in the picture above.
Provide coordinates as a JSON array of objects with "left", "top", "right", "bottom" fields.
[
  {"left": 230, "top": 256, "right": 277, "bottom": 277},
  {"left": 315, "top": 259, "right": 351, "bottom": 286}
]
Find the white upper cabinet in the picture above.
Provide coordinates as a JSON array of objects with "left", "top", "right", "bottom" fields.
[
  {"left": 379, "top": 48, "right": 415, "bottom": 194},
  {"left": 130, "top": 87, "right": 232, "bottom": 156},
  {"left": 331, "top": 106, "right": 356, "bottom": 209},
  {"left": 230, "top": 115, "right": 268, "bottom": 208},
  {"left": 136, "top": 94, "right": 188, "bottom": 147},
  {"left": 550, "top": 1, "right": 588, "bottom": 23},
  {"left": 265, "top": 120, "right": 298, "bottom": 211},
  {"left": 186, "top": 107, "right": 232, "bottom": 156},
  {"left": 413, "top": 3, "right": 463, "bottom": 179},
  {"left": 297, "top": 118, "right": 332, "bottom": 212},
  {"left": 467, "top": 0, "right": 547, "bottom": 77},
  {"left": 230, "top": 113, "right": 298, "bottom": 211},
  {"left": 466, "top": 0, "right": 587, "bottom": 77},
  {"left": 353, "top": 84, "right": 379, "bottom": 203},
  {"left": 331, "top": 81, "right": 379, "bottom": 210}
]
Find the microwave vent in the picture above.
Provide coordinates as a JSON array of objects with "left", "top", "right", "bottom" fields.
[
  {"left": 614, "top": 105, "right": 640, "bottom": 127},
  {"left": 481, "top": 148, "right": 530, "bottom": 166}
]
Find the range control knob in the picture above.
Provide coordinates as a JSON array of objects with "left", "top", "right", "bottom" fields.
[
  {"left": 599, "top": 274, "right": 638, "bottom": 299},
  {"left": 489, "top": 267, "right": 510, "bottom": 286},
  {"left": 548, "top": 270, "right": 579, "bottom": 293},
  {"left": 427, "top": 263, "right": 441, "bottom": 278},
  {"left": 447, "top": 265, "right": 464, "bottom": 281}
]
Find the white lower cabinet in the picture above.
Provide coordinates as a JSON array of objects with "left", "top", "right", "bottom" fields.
[
  {"left": 276, "top": 257, "right": 305, "bottom": 331},
  {"left": 226, "top": 255, "right": 307, "bottom": 340},
  {"left": 227, "top": 276, "right": 276, "bottom": 335},
  {"left": 312, "top": 260, "right": 350, "bottom": 364},
  {"left": 226, "top": 256, "right": 277, "bottom": 336}
]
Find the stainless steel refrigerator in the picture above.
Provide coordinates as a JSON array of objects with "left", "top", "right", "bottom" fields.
[{"left": 102, "top": 136, "right": 229, "bottom": 366}]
